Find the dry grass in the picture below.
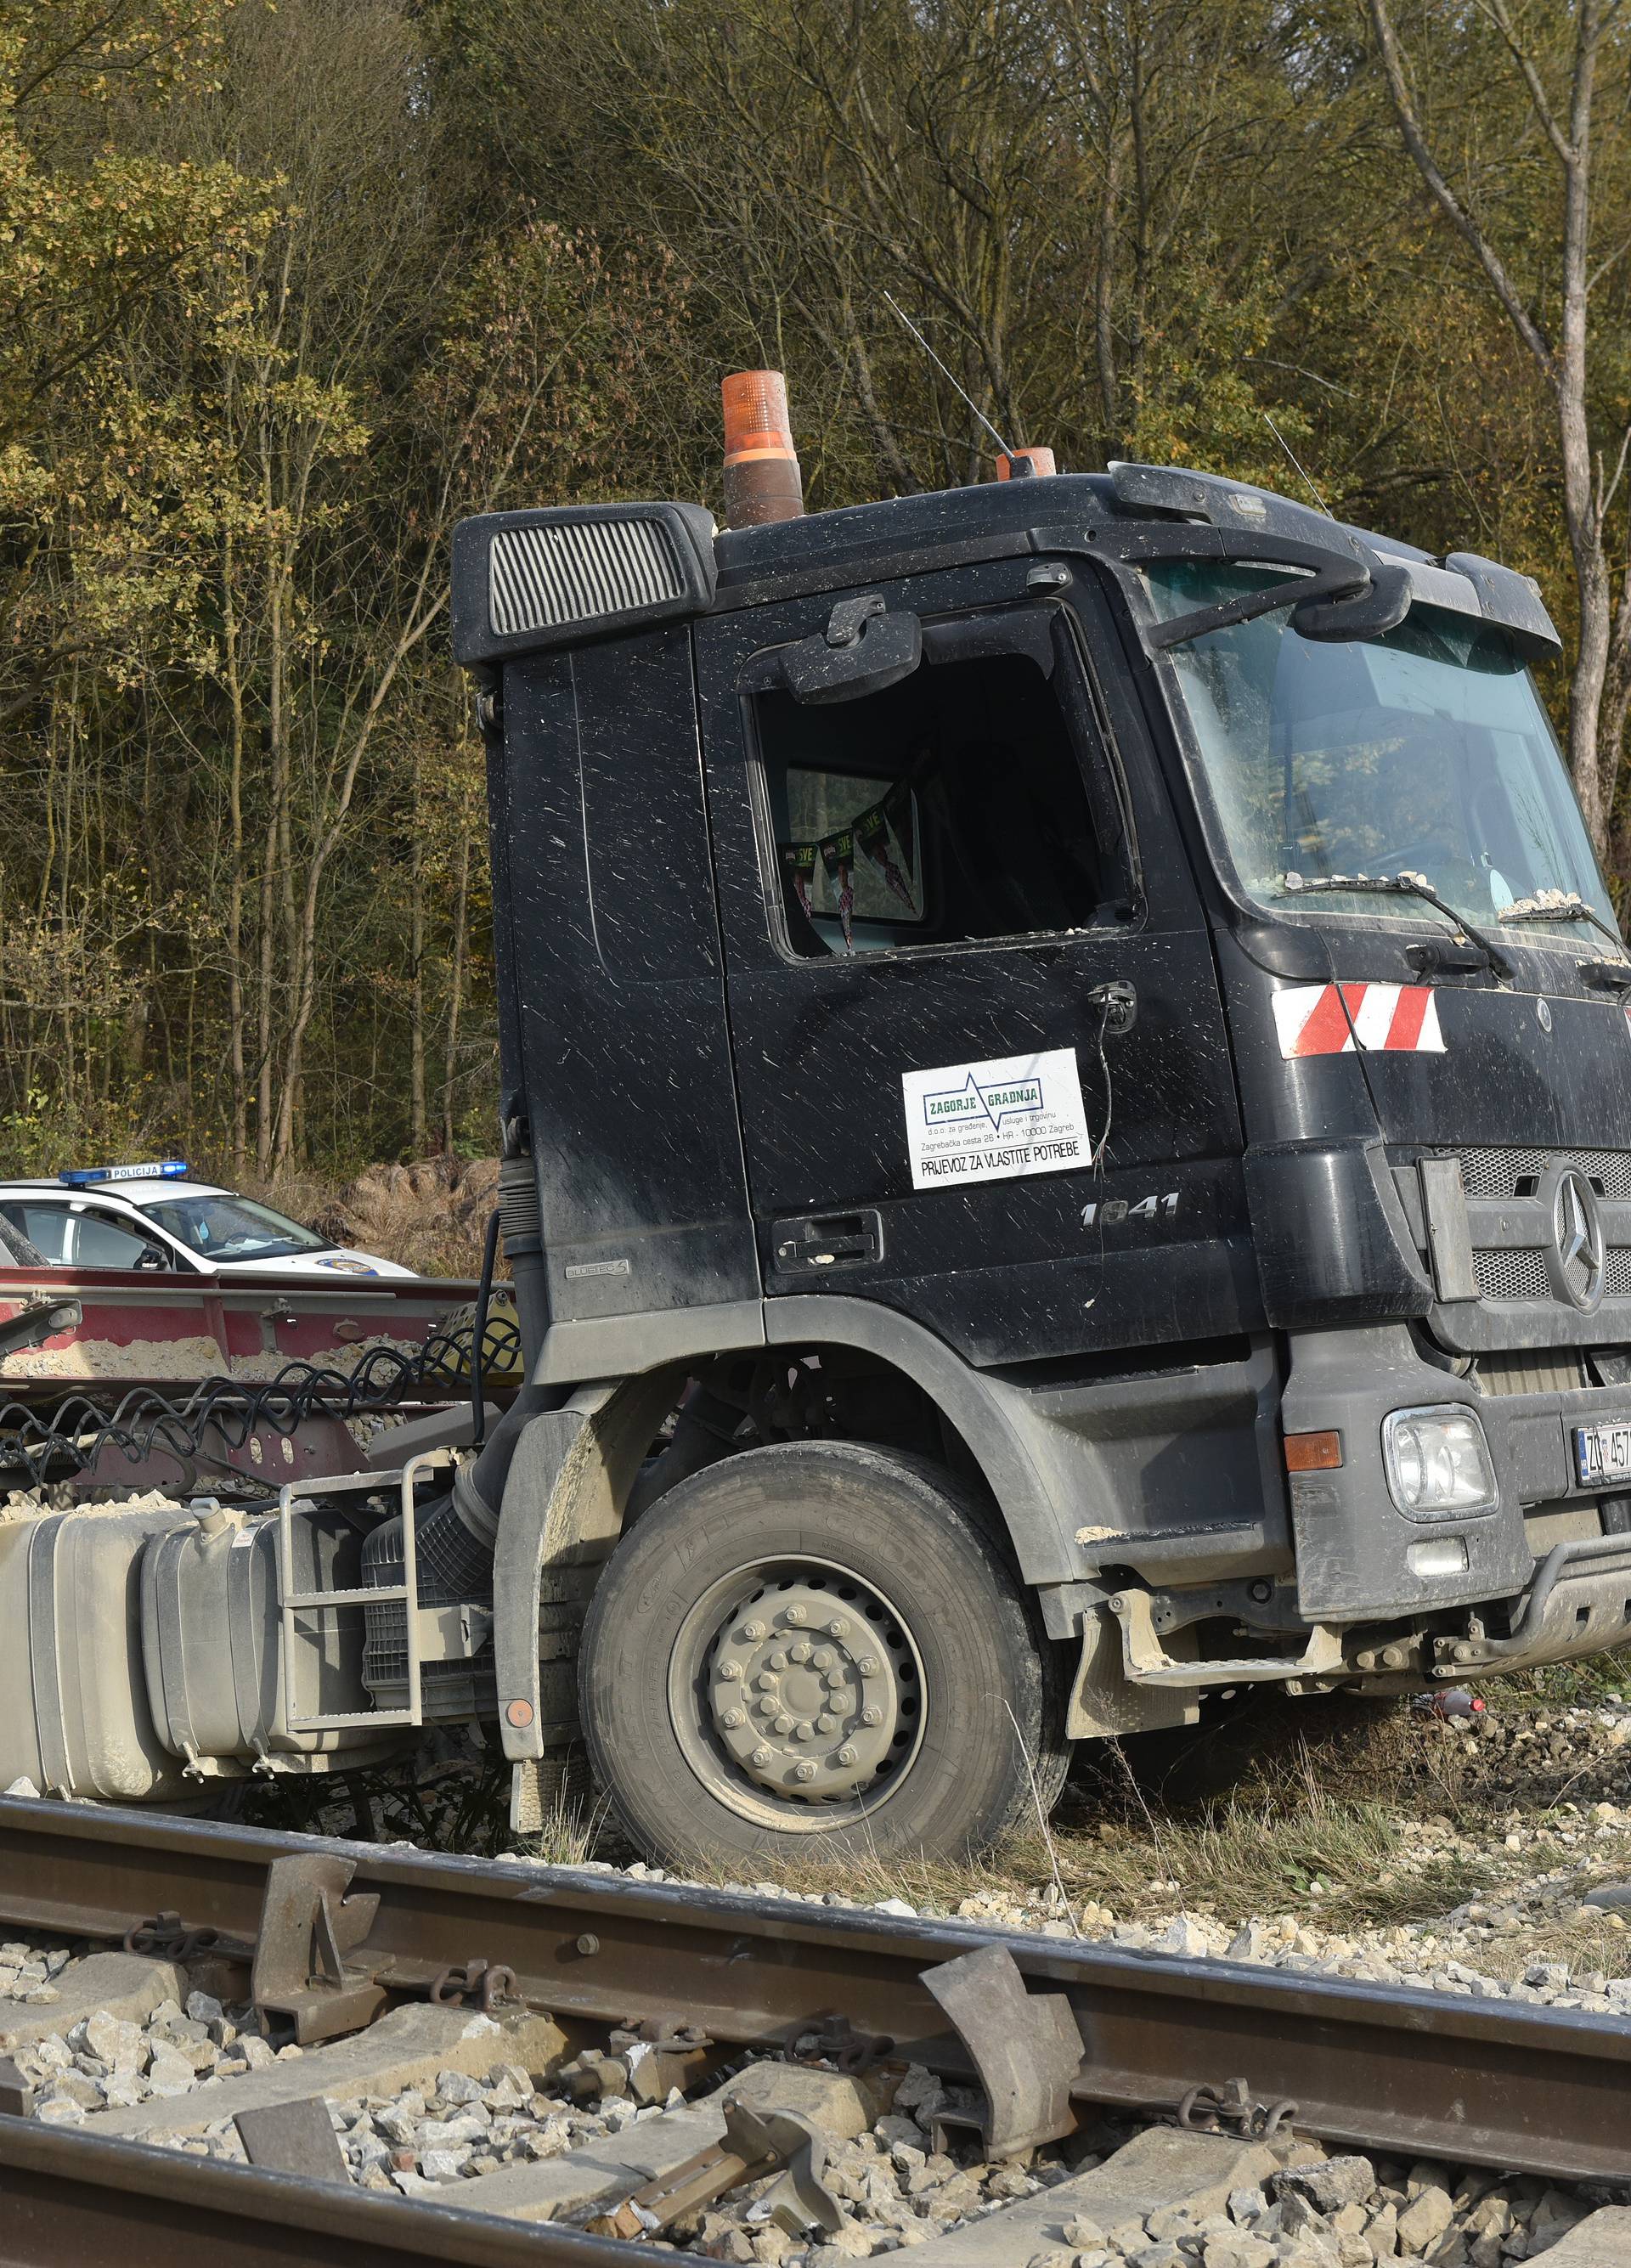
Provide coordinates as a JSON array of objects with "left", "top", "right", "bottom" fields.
[
  {"left": 525, "top": 1785, "right": 612, "bottom": 1870},
  {"left": 1021, "top": 1785, "right": 1493, "bottom": 1933},
  {"left": 1459, "top": 1904, "right": 1631, "bottom": 1984},
  {"left": 234, "top": 1530, "right": 1631, "bottom": 1948},
  {"left": 232, "top": 1156, "right": 499, "bottom": 1278},
  {"left": 368, "top": 1663, "right": 1631, "bottom": 1941},
  {"left": 678, "top": 1757, "right": 1494, "bottom": 1935}
]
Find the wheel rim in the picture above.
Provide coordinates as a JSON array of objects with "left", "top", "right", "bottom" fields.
[{"left": 666, "top": 1555, "right": 928, "bottom": 1831}]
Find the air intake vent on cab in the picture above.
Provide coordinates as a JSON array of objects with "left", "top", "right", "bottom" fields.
[
  {"left": 451, "top": 500, "right": 718, "bottom": 668},
  {"left": 489, "top": 516, "right": 685, "bottom": 636}
]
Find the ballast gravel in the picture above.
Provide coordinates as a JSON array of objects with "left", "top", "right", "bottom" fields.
[
  {"left": 1, "top": 1926, "right": 1623, "bottom": 2262},
  {"left": 44, "top": 2036, "right": 1610, "bottom": 2268},
  {"left": 0, "top": 1939, "right": 72, "bottom": 2005},
  {"left": 9, "top": 1690, "right": 1631, "bottom": 2256},
  {"left": 8, "top": 1985, "right": 300, "bottom": 2123}
]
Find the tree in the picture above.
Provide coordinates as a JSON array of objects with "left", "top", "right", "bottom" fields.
[{"left": 1365, "top": 0, "right": 1631, "bottom": 855}]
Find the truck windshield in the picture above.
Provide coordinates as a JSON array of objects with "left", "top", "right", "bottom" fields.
[
  {"left": 1143, "top": 559, "right": 1613, "bottom": 940},
  {"left": 139, "top": 1193, "right": 332, "bottom": 1263}
]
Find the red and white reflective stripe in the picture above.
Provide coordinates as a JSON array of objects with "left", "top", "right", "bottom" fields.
[{"left": 1273, "top": 983, "right": 1446, "bottom": 1058}]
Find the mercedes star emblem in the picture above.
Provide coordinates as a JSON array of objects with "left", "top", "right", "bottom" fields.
[{"left": 1550, "top": 1166, "right": 1605, "bottom": 1311}]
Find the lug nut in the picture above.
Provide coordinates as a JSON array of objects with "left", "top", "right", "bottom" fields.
[
  {"left": 824, "top": 1670, "right": 846, "bottom": 1690},
  {"left": 818, "top": 1713, "right": 839, "bottom": 1733},
  {"left": 857, "top": 1655, "right": 879, "bottom": 1676},
  {"left": 774, "top": 1713, "right": 794, "bottom": 1734},
  {"left": 813, "top": 1648, "right": 833, "bottom": 1670},
  {"left": 793, "top": 1762, "right": 817, "bottom": 1782},
  {"left": 758, "top": 1697, "right": 777, "bottom": 1716},
  {"left": 861, "top": 1704, "right": 883, "bottom": 1726},
  {"left": 718, "top": 1660, "right": 742, "bottom": 1681},
  {"left": 796, "top": 1720, "right": 816, "bottom": 1740},
  {"left": 785, "top": 1605, "right": 809, "bottom": 1625},
  {"left": 741, "top": 1621, "right": 766, "bottom": 1642},
  {"left": 788, "top": 1641, "right": 811, "bottom": 1663},
  {"left": 721, "top": 1708, "right": 745, "bottom": 1729},
  {"left": 751, "top": 1746, "right": 773, "bottom": 1768},
  {"left": 828, "top": 1617, "right": 850, "bottom": 1639},
  {"left": 769, "top": 1649, "right": 789, "bottom": 1670},
  {"left": 836, "top": 1744, "right": 857, "bottom": 1766}
]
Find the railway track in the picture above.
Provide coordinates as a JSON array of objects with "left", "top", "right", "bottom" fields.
[{"left": 0, "top": 1796, "right": 1627, "bottom": 2266}]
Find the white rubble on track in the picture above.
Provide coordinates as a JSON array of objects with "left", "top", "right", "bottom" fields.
[
  {"left": 141, "top": 2051, "right": 1606, "bottom": 2268},
  {"left": 9, "top": 1979, "right": 301, "bottom": 2124}
]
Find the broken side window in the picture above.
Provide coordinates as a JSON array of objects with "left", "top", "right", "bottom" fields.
[{"left": 753, "top": 615, "right": 1112, "bottom": 958}]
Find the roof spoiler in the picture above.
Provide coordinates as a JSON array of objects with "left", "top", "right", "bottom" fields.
[{"left": 1108, "top": 462, "right": 1560, "bottom": 660}]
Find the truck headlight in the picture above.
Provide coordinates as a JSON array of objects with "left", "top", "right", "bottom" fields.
[{"left": 1383, "top": 1405, "right": 1497, "bottom": 1518}]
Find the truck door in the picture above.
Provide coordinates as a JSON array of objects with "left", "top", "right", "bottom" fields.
[{"left": 697, "top": 554, "right": 1253, "bottom": 1367}]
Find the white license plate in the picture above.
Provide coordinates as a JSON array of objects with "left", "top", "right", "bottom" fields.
[{"left": 1576, "top": 1422, "right": 1631, "bottom": 1486}]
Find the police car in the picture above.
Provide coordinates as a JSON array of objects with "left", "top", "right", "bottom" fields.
[{"left": 0, "top": 1162, "right": 412, "bottom": 1278}]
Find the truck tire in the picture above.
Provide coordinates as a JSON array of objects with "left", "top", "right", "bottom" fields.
[{"left": 578, "top": 1440, "right": 1064, "bottom": 1868}]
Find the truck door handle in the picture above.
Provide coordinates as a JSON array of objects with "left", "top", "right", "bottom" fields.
[{"left": 771, "top": 1210, "right": 884, "bottom": 1272}]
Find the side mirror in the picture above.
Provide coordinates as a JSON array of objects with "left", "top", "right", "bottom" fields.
[
  {"left": 780, "top": 594, "right": 923, "bottom": 705},
  {"left": 136, "top": 1244, "right": 168, "bottom": 1272},
  {"left": 1292, "top": 560, "right": 1412, "bottom": 642}
]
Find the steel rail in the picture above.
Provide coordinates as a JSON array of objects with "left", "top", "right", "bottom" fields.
[
  {"left": 0, "top": 1797, "right": 1626, "bottom": 2186},
  {"left": 0, "top": 2117, "right": 652, "bottom": 2268}
]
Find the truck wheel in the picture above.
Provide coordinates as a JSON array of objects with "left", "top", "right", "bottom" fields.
[{"left": 578, "top": 1441, "right": 1063, "bottom": 1868}]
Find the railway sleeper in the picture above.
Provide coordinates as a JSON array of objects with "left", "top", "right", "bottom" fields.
[{"left": 0, "top": 1923, "right": 1623, "bottom": 2266}]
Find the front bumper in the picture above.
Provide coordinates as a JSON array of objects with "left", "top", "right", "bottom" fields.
[
  {"left": 1432, "top": 1532, "right": 1631, "bottom": 1677},
  {"left": 1281, "top": 1323, "right": 1631, "bottom": 1622}
]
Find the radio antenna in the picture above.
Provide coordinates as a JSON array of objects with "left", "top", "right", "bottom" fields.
[
  {"left": 883, "top": 292, "right": 1013, "bottom": 458},
  {"left": 1260, "top": 410, "right": 1332, "bottom": 516}
]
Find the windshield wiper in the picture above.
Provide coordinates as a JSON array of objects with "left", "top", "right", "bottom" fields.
[
  {"left": 1280, "top": 868, "right": 1513, "bottom": 980},
  {"left": 1496, "top": 889, "right": 1628, "bottom": 957}
]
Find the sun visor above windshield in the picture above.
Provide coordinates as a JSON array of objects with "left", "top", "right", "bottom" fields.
[
  {"left": 1445, "top": 553, "right": 1560, "bottom": 660},
  {"left": 1108, "top": 462, "right": 1561, "bottom": 662},
  {"left": 1365, "top": 544, "right": 1480, "bottom": 621}
]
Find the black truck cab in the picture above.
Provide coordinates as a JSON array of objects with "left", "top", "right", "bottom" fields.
[{"left": 449, "top": 458, "right": 1631, "bottom": 1865}]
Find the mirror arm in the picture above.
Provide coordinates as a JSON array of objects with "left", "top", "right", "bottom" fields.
[{"left": 1144, "top": 556, "right": 1369, "bottom": 650}]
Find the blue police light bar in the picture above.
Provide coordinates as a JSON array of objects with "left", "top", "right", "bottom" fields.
[{"left": 58, "top": 1160, "right": 189, "bottom": 1188}]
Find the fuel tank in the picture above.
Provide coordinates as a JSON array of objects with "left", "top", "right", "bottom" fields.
[{"left": 0, "top": 1496, "right": 391, "bottom": 1800}]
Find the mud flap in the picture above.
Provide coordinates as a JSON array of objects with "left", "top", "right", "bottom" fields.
[{"left": 492, "top": 1368, "right": 686, "bottom": 1827}]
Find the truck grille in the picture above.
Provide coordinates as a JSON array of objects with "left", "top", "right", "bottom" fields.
[
  {"left": 1472, "top": 1244, "right": 1631, "bottom": 1300},
  {"left": 1475, "top": 1350, "right": 1589, "bottom": 1393},
  {"left": 1459, "top": 1146, "right": 1631, "bottom": 1200},
  {"left": 1472, "top": 1248, "right": 1552, "bottom": 1301}
]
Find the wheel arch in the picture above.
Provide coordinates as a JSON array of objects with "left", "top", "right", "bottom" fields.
[
  {"left": 493, "top": 1297, "right": 1083, "bottom": 1786},
  {"left": 514, "top": 1295, "right": 1080, "bottom": 1593},
  {"left": 762, "top": 1296, "right": 1079, "bottom": 1589}
]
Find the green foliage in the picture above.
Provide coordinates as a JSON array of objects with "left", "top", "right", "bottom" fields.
[{"left": 0, "top": 0, "right": 1628, "bottom": 1179}]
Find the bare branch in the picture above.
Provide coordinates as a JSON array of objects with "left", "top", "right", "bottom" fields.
[
  {"left": 1473, "top": 0, "right": 1576, "bottom": 165},
  {"left": 1365, "top": 0, "right": 1558, "bottom": 385}
]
